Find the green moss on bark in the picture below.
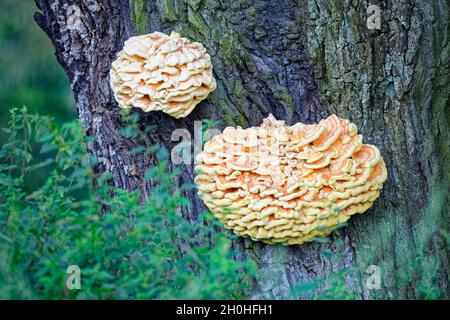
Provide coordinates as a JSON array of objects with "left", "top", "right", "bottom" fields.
[
  {"left": 156, "top": 0, "right": 180, "bottom": 22},
  {"left": 130, "top": 0, "right": 148, "bottom": 35}
]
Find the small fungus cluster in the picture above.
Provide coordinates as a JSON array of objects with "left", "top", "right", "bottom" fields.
[
  {"left": 194, "top": 115, "right": 387, "bottom": 245},
  {"left": 110, "top": 31, "right": 216, "bottom": 118}
]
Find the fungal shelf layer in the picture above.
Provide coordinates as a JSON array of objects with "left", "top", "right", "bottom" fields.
[
  {"left": 110, "top": 31, "right": 216, "bottom": 118},
  {"left": 194, "top": 115, "right": 387, "bottom": 245}
]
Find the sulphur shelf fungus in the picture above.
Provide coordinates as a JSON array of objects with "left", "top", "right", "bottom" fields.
[
  {"left": 194, "top": 115, "right": 387, "bottom": 245},
  {"left": 110, "top": 31, "right": 216, "bottom": 118}
]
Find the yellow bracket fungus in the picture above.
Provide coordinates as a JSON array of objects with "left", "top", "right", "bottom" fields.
[
  {"left": 195, "top": 115, "right": 387, "bottom": 245},
  {"left": 110, "top": 31, "right": 216, "bottom": 118}
]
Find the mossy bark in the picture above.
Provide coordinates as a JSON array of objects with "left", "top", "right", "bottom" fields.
[{"left": 35, "top": 0, "right": 449, "bottom": 299}]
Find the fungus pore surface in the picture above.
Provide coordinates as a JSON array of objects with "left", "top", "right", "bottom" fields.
[
  {"left": 110, "top": 31, "right": 216, "bottom": 118},
  {"left": 194, "top": 115, "right": 387, "bottom": 245}
]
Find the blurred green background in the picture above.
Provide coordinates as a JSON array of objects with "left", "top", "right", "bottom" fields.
[
  {"left": 0, "top": 0, "right": 76, "bottom": 125},
  {"left": 0, "top": 0, "right": 76, "bottom": 192}
]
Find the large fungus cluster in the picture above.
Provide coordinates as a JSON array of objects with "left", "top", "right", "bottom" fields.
[
  {"left": 194, "top": 115, "right": 387, "bottom": 245},
  {"left": 110, "top": 31, "right": 216, "bottom": 118}
]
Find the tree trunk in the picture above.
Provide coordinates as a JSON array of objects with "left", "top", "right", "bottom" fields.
[{"left": 35, "top": 0, "right": 449, "bottom": 299}]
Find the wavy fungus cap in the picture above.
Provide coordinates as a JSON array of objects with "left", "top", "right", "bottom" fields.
[
  {"left": 194, "top": 115, "right": 387, "bottom": 245},
  {"left": 110, "top": 31, "right": 216, "bottom": 118}
]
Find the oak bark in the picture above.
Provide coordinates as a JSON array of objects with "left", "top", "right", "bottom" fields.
[{"left": 35, "top": 0, "right": 449, "bottom": 299}]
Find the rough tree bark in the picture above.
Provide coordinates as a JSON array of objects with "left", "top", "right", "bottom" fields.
[{"left": 35, "top": 0, "right": 449, "bottom": 299}]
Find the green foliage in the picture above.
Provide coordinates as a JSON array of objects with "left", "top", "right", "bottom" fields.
[
  {"left": 0, "top": 107, "right": 255, "bottom": 299},
  {"left": 0, "top": 1, "right": 76, "bottom": 192}
]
